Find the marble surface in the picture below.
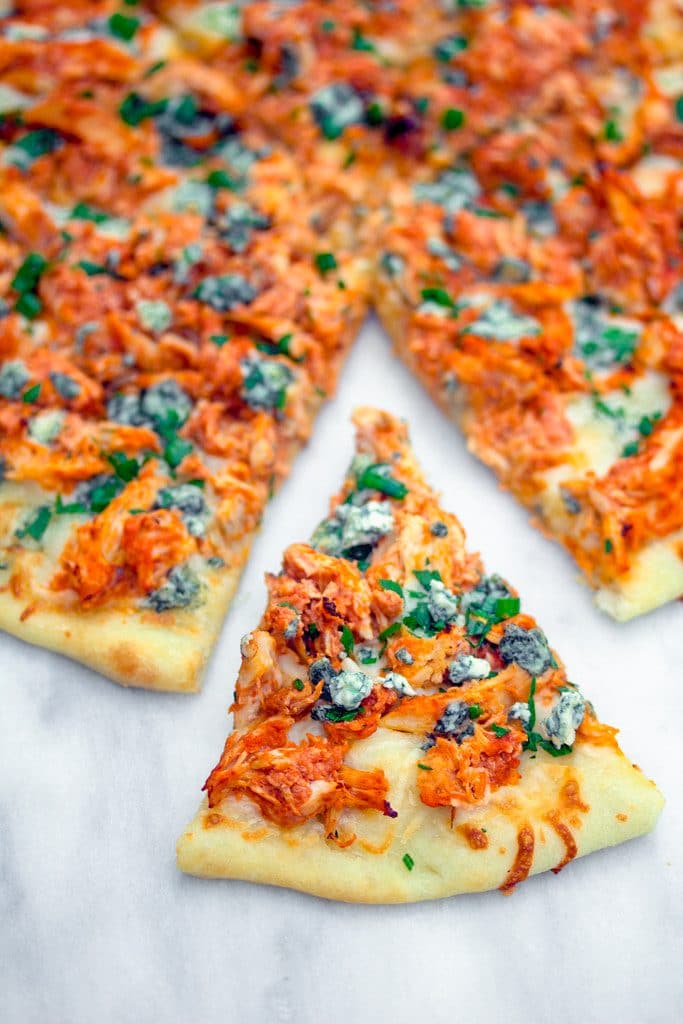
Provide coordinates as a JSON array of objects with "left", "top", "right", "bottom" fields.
[{"left": 1, "top": 318, "right": 681, "bottom": 1024}]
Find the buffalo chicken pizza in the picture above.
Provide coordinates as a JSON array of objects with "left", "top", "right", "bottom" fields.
[
  {"left": 0, "top": 1, "right": 681, "bottom": 693},
  {"left": 0, "top": 3, "right": 369, "bottom": 690},
  {"left": 177, "top": 409, "right": 663, "bottom": 901}
]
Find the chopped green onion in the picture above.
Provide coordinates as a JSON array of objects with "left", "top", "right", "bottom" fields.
[{"left": 379, "top": 578, "right": 403, "bottom": 598}]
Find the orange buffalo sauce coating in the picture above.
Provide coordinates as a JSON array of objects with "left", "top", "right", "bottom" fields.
[
  {"left": 418, "top": 730, "right": 523, "bottom": 810},
  {"left": 203, "top": 716, "right": 388, "bottom": 831},
  {"left": 199, "top": 410, "right": 615, "bottom": 854}
]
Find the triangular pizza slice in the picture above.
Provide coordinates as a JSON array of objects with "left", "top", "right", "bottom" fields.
[{"left": 177, "top": 407, "right": 663, "bottom": 901}]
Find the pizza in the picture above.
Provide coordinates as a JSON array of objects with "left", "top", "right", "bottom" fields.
[
  {"left": 0, "top": 4, "right": 369, "bottom": 690},
  {"left": 0, "top": 1, "right": 681, "bottom": 695},
  {"left": 211, "top": 0, "right": 682, "bottom": 620},
  {"left": 177, "top": 408, "right": 663, "bottom": 902}
]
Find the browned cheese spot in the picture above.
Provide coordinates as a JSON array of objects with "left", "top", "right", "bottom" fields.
[
  {"left": 548, "top": 811, "right": 578, "bottom": 874},
  {"left": 458, "top": 824, "right": 489, "bottom": 850},
  {"left": 500, "top": 824, "right": 535, "bottom": 892}
]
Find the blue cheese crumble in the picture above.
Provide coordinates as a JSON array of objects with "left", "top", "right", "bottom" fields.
[
  {"left": 310, "top": 500, "right": 394, "bottom": 557},
  {"left": 193, "top": 273, "right": 258, "bottom": 311},
  {"left": 155, "top": 483, "right": 209, "bottom": 537},
  {"left": 542, "top": 689, "right": 585, "bottom": 748},
  {"left": 0, "top": 359, "right": 29, "bottom": 399},
  {"left": 309, "top": 83, "right": 364, "bottom": 140},
  {"left": 429, "top": 700, "right": 475, "bottom": 746},
  {"left": 144, "top": 564, "right": 202, "bottom": 612},
  {"left": 447, "top": 653, "right": 491, "bottom": 686},
  {"left": 499, "top": 623, "right": 552, "bottom": 676},
  {"left": 380, "top": 671, "right": 415, "bottom": 697},
  {"left": 463, "top": 299, "right": 541, "bottom": 341},
  {"left": 327, "top": 664, "right": 373, "bottom": 710},
  {"left": 49, "top": 371, "right": 81, "bottom": 400},
  {"left": 427, "top": 579, "right": 460, "bottom": 623},
  {"left": 136, "top": 299, "right": 172, "bottom": 333},
  {"left": 413, "top": 167, "right": 480, "bottom": 213},
  {"left": 28, "top": 409, "right": 65, "bottom": 446},
  {"left": 507, "top": 701, "right": 531, "bottom": 729},
  {"left": 240, "top": 355, "right": 293, "bottom": 411}
]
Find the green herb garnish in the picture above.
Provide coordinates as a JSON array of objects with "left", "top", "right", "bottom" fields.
[
  {"left": 315, "top": 252, "right": 338, "bottom": 275},
  {"left": 356, "top": 463, "right": 408, "bottom": 499},
  {"left": 379, "top": 578, "right": 403, "bottom": 598},
  {"left": 16, "top": 505, "right": 51, "bottom": 541},
  {"left": 108, "top": 12, "right": 139, "bottom": 41},
  {"left": 340, "top": 624, "right": 355, "bottom": 656}
]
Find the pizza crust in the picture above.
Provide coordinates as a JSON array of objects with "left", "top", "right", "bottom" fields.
[
  {"left": 374, "top": 289, "right": 683, "bottom": 622},
  {"left": 0, "top": 544, "right": 249, "bottom": 692},
  {"left": 177, "top": 727, "right": 664, "bottom": 902}
]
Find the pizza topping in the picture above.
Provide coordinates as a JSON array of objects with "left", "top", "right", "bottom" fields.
[
  {"left": 213, "top": 203, "right": 270, "bottom": 253},
  {"left": 49, "top": 372, "right": 81, "bottom": 401},
  {"left": 426, "top": 700, "right": 475, "bottom": 747},
  {"left": 311, "top": 500, "right": 394, "bottom": 559},
  {"left": 543, "top": 689, "right": 586, "bottom": 750},
  {"left": 4, "top": 129, "right": 62, "bottom": 170},
  {"left": 499, "top": 623, "right": 552, "bottom": 677},
  {"left": 447, "top": 653, "right": 491, "bottom": 687},
  {"left": 0, "top": 360, "right": 30, "bottom": 400},
  {"left": 426, "top": 579, "right": 460, "bottom": 624},
  {"left": 193, "top": 273, "right": 258, "bottom": 311},
  {"left": 570, "top": 300, "right": 640, "bottom": 371},
  {"left": 462, "top": 300, "right": 541, "bottom": 342},
  {"left": 326, "top": 662, "right": 373, "bottom": 710},
  {"left": 136, "top": 300, "right": 172, "bottom": 334},
  {"left": 507, "top": 701, "right": 531, "bottom": 729},
  {"left": 107, "top": 380, "right": 193, "bottom": 432},
  {"left": 309, "top": 83, "right": 364, "bottom": 140},
  {"left": 155, "top": 483, "right": 209, "bottom": 538},
  {"left": 413, "top": 167, "right": 480, "bottom": 213},
  {"left": 144, "top": 564, "right": 202, "bottom": 613},
  {"left": 380, "top": 252, "right": 405, "bottom": 278},
  {"left": 240, "top": 355, "right": 293, "bottom": 412},
  {"left": 28, "top": 410, "right": 65, "bottom": 447},
  {"left": 380, "top": 671, "right": 415, "bottom": 697}
]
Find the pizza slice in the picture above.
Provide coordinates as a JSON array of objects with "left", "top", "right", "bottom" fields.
[
  {"left": 0, "top": 30, "right": 370, "bottom": 692},
  {"left": 375, "top": 151, "right": 683, "bottom": 621},
  {"left": 177, "top": 408, "right": 663, "bottom": 902}
]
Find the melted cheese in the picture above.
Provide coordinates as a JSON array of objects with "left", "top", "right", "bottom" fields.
[
  {"left": 564, "top": 372, "right": 672, "bottom": 479},
  {"left": 596, "top": 531, "right": 683, "bottom": 621}
]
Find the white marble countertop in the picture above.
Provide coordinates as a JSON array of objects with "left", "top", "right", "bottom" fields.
[{"left": 2, "top": 318, "right": 681, "bottom": 1024}]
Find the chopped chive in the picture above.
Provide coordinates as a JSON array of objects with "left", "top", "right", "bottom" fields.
[
  {"left": 441, "top": 107, "right": 465, "bottom": 131},
  {"left": 108, "top": 12, "right": 139, "bottom": 41},
  {"left": 379, "top": 622, "right": 401, "bottom": 641},
  {"left": 22, "top": 383, "right": 41, "bottom": 403},
  {"left": 206, "top": 169, "right": 238, "bottom": 191},
  {"left": 495, "top": 596, "right": 520, "bottom": 618},
  {"left": 16, "top": 505, "right": 51, "bottom": 541},
  {"left": 379, "top": 578, "right": 403, "bottom": 597},
  {"left": 340, "top": 624, "right": 355, "bottom": 656},
  {"left": 402, "top": 852, "right": 415, "bottom": 871},
  {"left": 315, "top": 252, "right": 338, "bottom": 275}
]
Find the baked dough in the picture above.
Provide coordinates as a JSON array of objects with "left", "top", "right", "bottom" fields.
[{"left": 177, "top": 409, "right": 663, "bottom": 900}]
